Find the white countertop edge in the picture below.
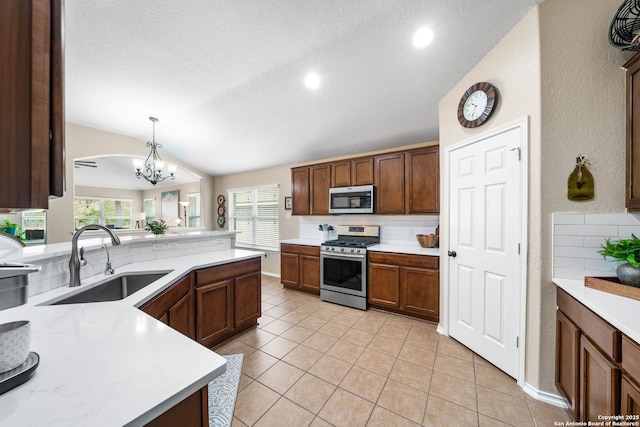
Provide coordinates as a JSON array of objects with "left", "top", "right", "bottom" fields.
[
  {"left": 0, "top": 230, "right": 239, "bottom": 263},
  {"left": 0, "top": 249, "right": 262, "bottom": 427},
  {"left": 553, "top": 277, "right": 640, "bottom": 344}
]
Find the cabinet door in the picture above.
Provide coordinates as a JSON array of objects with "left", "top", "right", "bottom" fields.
[
  {"left": 291, "top": 167, "right": 310, "bottom": 215},
  {"left": 375, "top": 153, "right": 405, "bottom": 214},
  {"left": 0, "top": 0, "right": 65, "bottom": 208},
  {"left": 281, "top": 252, "right": 300, "bottom": 289},
  {"left": 405, "top": 147, "right": 439, "bottom": 214},
  {"left": 300, "top": 255, "right": 320, "bottom": 294},
  {"left": 331, "top": 160, "right": 351, "bottom": 187},
  {"left": 169, "top": 292, "right": 195, "bottom": 340},
  {"left": 352, "top": 157, "right": 374, "bottom": 186},
  {"left": 140, "top": 274, "right": 194, "bottom": 340},
  {"left": 310, "top": 164, "right": 330, "bottom": 215},
  {"left": 401, "top": 267, "right": 439, "bottom": 320},
  {"left": 621, "top": 375, "right": 640, "bottom": 416},
  {"left": 234, "top": 271, "right": 261, "bottom": 329},
  {"left": 196, "top": 279, "right": 233, "bottom": 348},
  {"left": 556, "top": 310, "right": 580, "bottom": 420},
  {"left": 368, "top": 263, "right": 400, "bottom": 308},
  {"left": 580, "top": 335, "right": 620, "bottom": 421},
  {"left": 144, "top": 387, "right": 208, "bottom": 427}
]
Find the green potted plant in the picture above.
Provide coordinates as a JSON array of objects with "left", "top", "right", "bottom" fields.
[
  {"left": 145, "top": 219, "right": 169, "bottom": 236},
  {"left": 1, "top": 220, "right": 24, "bottom": 239},
  {"left": 598, "top": 234, "right": 640, "bottom": 287}
]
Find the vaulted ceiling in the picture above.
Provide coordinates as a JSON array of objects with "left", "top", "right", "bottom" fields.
[{"left": 65, "top": 0, "right": 542, "bottom": 178}]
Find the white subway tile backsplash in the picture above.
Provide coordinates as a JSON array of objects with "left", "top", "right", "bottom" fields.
[
  {"left": 554, "top": 224, "right": 619, "bottom": 237},
  {"left": 553, "top": 214, "right": 585, "bottom": 225},
  {"left": 553, "top": 235, "right": 584, "bottom": 247},
  {"left": 585, "top": 213, "right": 640, "bottom": 225},
  {"left": 553, "top": 212, "right": 635, "bottom": 280}
]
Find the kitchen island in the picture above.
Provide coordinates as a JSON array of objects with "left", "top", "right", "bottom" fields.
[{"left": 0, "top": 248, "right": 262, "bottom": 427}]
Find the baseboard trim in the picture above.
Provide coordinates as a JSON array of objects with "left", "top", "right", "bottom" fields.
[
  {"left": 261, "top": 272, "right": 279, "bottom": 278},
  {"left": 522, "top": 383, "right": 568, "bottom": 408}
]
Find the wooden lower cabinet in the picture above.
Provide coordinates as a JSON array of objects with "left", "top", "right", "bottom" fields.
[
  {"left": 554, "top": 287, "right": 640, "bottom": 422},
  {"left": 368, "top": 252, "right": 438, "bottom": 322},
  {"left": 195, "top": 257, "right": 262, "bottom": 348},
  {"left": 621, "top": 376, "right": 640, "bottom": 416},
  {"left": 140, "top": 274, "right": 195, "bottom": 340},
  {"left": 555, "top": 309, "right": 580, "bottom": 419},
  {"left": 196, "top": 279, "right": 233, "bottom": 347},
  {"left": 280, "top": 244, "right": 320, "bottom": 295},
  {"left": 144, "top": 387, "right": 208, "bottom": 427},
  {"left": 579, "top": 335, "right": 620, "bottom": 420}
]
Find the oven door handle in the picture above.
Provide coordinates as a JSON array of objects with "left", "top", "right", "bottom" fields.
[{"left": 321, "top": 252, "right": 367, "bottom": 260}]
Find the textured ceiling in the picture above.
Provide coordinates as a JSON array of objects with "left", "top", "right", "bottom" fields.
[{"left": 65, "top": 0, "right": 541, "bottom": 178}]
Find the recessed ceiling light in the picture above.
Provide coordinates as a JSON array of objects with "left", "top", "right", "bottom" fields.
[
  {"left": 304, "top": 72, "right": 321, "bottom": 90},
  {"left": 413, "top": 27, "right": 434, "bottom": 49}
]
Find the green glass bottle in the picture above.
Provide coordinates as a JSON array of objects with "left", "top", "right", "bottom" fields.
[{"left": 567, "top": 165, "right": 594, "bottom": 201}]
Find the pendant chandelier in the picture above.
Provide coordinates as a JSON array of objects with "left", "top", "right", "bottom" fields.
[{"left": 133, "top": 117, "right": 176, "bottom": 186}]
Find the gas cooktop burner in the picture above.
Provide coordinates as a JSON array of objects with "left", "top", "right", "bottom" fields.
[{"left": 322, "top": 239, "right": 378, "bottom": 248}]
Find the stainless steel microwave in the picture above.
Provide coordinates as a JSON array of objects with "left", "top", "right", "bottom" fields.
[{"left": 329, "top": 185, "right": 374, "bottom": 214}]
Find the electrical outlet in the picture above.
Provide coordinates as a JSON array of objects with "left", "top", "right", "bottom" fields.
[
  {"left": 167, "top": 243, "right": 178, "bottom": 249},
  {"left": 214, "top": 238, "right": 224, "bottom": 244},
  {"left": 152, "top": 243, "right": 165, "bottom": 251}
]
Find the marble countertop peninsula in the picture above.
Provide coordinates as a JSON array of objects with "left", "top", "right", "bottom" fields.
[{"left": 0, "top": 248, "right": 262, "bottom": 427}]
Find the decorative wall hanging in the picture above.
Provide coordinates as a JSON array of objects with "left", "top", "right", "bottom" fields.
[
  {"left": 217, "top": 194, "right": 226, "bottom": 228},
  {"left": 609, "top": 0, "right": 640, "bottom": 51},
  {"left": 568, "top": 155, "right": 594, "bottom": 201}
]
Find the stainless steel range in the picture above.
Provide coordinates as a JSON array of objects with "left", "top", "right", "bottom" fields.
[{"left": 320, "top": 225, "right": 379, "bottom": 310}]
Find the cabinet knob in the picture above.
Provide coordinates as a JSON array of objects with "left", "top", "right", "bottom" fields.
[{"left": 447, "top": 251, "right": 457, "bottom": 258}]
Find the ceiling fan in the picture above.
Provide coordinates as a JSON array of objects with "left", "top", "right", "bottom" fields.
[{"left": 74, "top": 160, "right": 97, "bottom": 169}]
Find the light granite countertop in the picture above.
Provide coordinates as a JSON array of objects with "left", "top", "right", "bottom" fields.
[
  {"left": 0, "top": 248, "right": 262, "bottom": 427},
  {"left": 553, "top": 277, "right": 640, "bottom": 344}
]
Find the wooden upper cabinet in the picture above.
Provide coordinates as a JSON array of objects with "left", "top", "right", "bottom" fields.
[
  {"left": 375, "top": 153, "right": 405, "bottom": 214},
  {"left": 331, "top": 160, "right": 352, "bottom": 187},
  {"left": 331, "top": 157, "right": 374, "bottom": 187},
  {"left": 310, "top": 164, "right": 330, "bottom": 215},
  {"left": 625, "top": 52, "right": 640, "bottom": 211},
  {"left": 406, "top": 147, "right": 439, "bottom": 214},
  {"left": 0, "top": 0, "right": 65, "bottom": 209},
  {"left": 291, "top": 166, "right": 310, "bottom": 215}
]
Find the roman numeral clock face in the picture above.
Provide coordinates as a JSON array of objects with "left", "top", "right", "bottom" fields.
[{"left": 457, "top": 82, "right": 498, "bottom": 128}]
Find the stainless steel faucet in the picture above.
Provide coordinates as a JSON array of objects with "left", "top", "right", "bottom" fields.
[{"left": 69, "top": 225, "right": 121, "bottom": 287}]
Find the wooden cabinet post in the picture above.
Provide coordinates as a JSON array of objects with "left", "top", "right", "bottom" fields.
[{"left": 625, "top": 52, "right": 640, "bottom": 210}]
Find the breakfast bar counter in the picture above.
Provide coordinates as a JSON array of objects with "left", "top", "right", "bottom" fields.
[{"left": 0, "top": 249, "right": 262, "bottom": 427}]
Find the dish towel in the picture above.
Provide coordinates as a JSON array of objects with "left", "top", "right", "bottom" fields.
[{"left": 208, "top": 354, "right": 243, "bottom": 427}]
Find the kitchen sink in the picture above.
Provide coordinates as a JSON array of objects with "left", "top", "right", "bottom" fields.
[{"left": 45, "top": 271, "right": 172, "bottom": 305}]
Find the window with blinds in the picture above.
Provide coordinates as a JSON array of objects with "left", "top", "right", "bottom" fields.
[{"left": 228, "top": 185, "right": 279, "bottom": 250}]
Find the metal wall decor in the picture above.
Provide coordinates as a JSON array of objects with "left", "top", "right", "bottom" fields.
[
  {"left": 609, "top": 0, "right": 640, "bottom": 50},
  {"left": 217, "top": 195, "right": 226, "bottom": 228}
]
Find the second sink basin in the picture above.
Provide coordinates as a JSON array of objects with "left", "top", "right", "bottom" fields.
[{"left": 46, "top": 271, "right": 171, "bottom": 305}]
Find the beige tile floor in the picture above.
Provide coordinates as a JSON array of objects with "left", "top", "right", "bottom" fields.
[{"left": 214, "top": 275, "right": 570, "bottom": 427}]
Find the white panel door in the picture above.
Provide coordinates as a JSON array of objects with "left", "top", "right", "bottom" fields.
[{"left": 448, "top": 126, "right": 522, "bottom": 378}]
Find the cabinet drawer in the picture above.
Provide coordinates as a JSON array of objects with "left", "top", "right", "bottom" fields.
[
  {"left": 281, "top": 244, "right": 319, "bottom": 257},
  {"left": 196, "top": 258, "right": 261, "bottom": 286},
  {"left": 368, "top": 252, "right": 438, "bottom": 269},
  {"left": 557, "top": 288, "right": 621, "bottom": 361},
  {"left": 622, "top": 335, "right": 640, "bottom": 381}
]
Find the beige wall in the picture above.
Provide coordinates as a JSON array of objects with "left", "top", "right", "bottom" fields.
[
  {"left": 47, "top": 123, "right": 215, "bottom": 243},
  {"left": 438, "top": 0, "right": 630, "bottom": 395},
  {"left": 141, "top": 181, "right": 201, "bottom": 225},
  {"left": 214, "top": 164, "right": 298, "bottom": 275}
]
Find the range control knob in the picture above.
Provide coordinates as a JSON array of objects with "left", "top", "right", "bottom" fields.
[{"left": 350, "top": 248, "right": 355, "bottom": 253}]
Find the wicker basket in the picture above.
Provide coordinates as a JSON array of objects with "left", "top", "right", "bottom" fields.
[{"left": 416, "top": 234, "right": 438, "bottom": 248}]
